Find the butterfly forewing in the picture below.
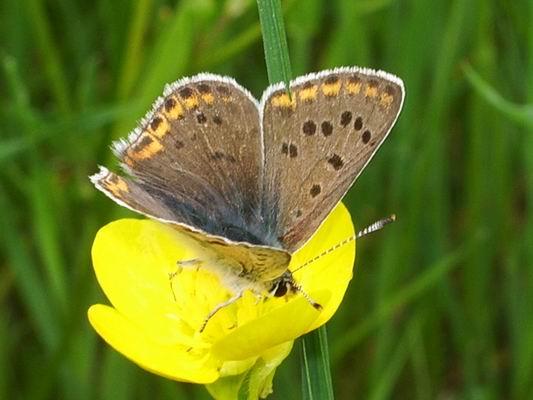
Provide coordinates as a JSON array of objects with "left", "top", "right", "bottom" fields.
[
  {"left": 261, "top": 67, "right": 404, "bottom": 252},
  {"left": 107, "top": 74, "right": 267, "bottom": 243},
  {"left": 92, "top": 74, "right": 292, "bottom": 283}
]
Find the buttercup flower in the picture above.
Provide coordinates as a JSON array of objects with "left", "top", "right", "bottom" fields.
[{"left": 88, "top": 202, "right": 355, "bottom": 398}]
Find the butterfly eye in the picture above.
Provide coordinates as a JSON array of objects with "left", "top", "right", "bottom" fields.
[{"left": 273, "top": 282, "right": 288, "bottom": 297}]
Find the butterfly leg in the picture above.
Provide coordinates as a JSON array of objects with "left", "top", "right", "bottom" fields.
[
  {"left": 170, "top": 258, "right": 203, "bottom": 278},
  {"left": 199, "top": 291, "right": 243, "bottom": 333},
  {"left": 254, "top": 292, "right": 264, "bottom": 305},
  {"left": 168, "top": 259, "right": 204, "bottom": 301}
]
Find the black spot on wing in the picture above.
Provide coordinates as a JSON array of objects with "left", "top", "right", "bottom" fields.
[
  {"left": 302, "top": 120, "right": 316, "bottom": 135},
  {"left": 328, "top": 154, "right": 344, "bottom": 170},
  {"left": 321, "top": 121, "right": 333, "bottom": 137},
  {"left": 362, "top": 130, "right": 372, "bottom": 144},
  {"left": 310, "top": 184, "right": 321, "bottom": 197}
]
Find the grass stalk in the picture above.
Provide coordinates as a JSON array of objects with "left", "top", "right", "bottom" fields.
[{"left": 257, "top": 0, "right": 333, "bottom": 398}]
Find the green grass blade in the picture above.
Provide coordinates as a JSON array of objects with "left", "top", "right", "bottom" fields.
[
  {"left": 3, "top": 54, "right": 68, "bottom": 311},
  {"left": 301, "top": 326, "right": 335, "bottom": 400},
  {"left": 115, "top": 0, "right": 154, "bottom": 101},
  {"left": 0, "top": 100, "right": 143, "bottom": 164},
  {"left": 108, "top": 0, "right": 206, "bottom": 148},
  {"left": 463, "top": 63, "right": 533, "bottom": 127},
  {"left": 197, "top": 23, "right": 262, "bottom": 70},
  {"left": 256, "top": 1, "right": 333, "bottom": 398},
  {"left": 21, "top": 0, "right": 70, "bottom": 114},
  {"left": 256, "top": 0, "right": 292, "bottom": 85},
  {"left": 0, "top": 309, "right": 13, "bottom": 399},
  {"left": 369, "top": 316, "right": 422, "bottom": 400},
  {"left": 331, "top": 231, "right": 485, "bottom": 362},
  {"left": 0, "top": 191, "right": 57, "bottom": 349}
]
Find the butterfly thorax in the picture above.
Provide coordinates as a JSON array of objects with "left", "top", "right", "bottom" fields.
[
  {"left": 199, "top": 245, "right": 293, "bottom": 296},
  {"left": 175, "top": 225, "right": 292, "bottom": 292}
]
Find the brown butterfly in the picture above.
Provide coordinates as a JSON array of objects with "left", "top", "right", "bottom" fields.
[{"left": 91, "top": 67, "right": 404, "bottom": 330}]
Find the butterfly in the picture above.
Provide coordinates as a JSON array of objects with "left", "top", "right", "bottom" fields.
[{"left": 91, "top": 67, "right": 404, "bottom": 329}]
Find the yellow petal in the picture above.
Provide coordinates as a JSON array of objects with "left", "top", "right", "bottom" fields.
[
  {"left": 88, "top": 304, "right": 219, "bottom": 383},
  {"left": 291, "top": 202, "right": 356, "bottom": 331},
  {"left": 91, "top": 201, "right": 355, "bottom": 382},
  {"left": 92, "top": 219, "right": 217, "bottom": 346},
  {"left": 211, "top": 290, "right": 331, "bottom": 360}
]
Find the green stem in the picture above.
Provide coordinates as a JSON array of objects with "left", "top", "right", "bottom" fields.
[
  {"left": 256, "top": 0, "right": 292, "bottom": 86},
  {"left": 256, "top": 0, "right": 333, "bottom": 398},
  {"left": 301, "top": 327, "right": 335, "bottom": 400}
]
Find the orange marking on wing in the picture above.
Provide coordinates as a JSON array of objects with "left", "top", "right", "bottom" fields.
[
  {"left": 124, "top": 156, "right": 135, "bottom": 167},
  {"left": 148, "top": 114, "right": 170, "bottom": 138},
  {"left": 163, "top": 96, "right": 184, "bottom": 120},
  {"left": 346, "top": 81, "right": 361, "bottom": 95},
  {"left": 184, "top": 96, "right": 199, "bottom": 109},
  {"left": 271, "top": 93, "right": 296, "bottom": 109},
  {"left": 115, "top": 178, "right": 129, "bottom": 192},
  {"left": 201, "top": 93, "right": 215, "bottom": 105},
  {"left": 127, "top": 133, "right": 163, "bottom": 160},
  {"left": 364, "top": 84, "right": 378, "bottom": 98},
  {"left": 105, "top": 176, "right": 130, "bottom": 197},
  {"left": 380, "top": 92, "right": 394, "bottom": 107},
  {"left": 298, "top": 86, "right": 318, "bottom": 102},
  {"left": 322, "top": 81, "right": 342, "bottom": 97}
]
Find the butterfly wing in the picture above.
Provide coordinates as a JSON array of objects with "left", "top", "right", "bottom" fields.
[
  {"left": 92, "top": 74, "right": 290, "bottom": 281},
  {"left": 260, "top": 67, "right": 405, "bottom": 252},
  {"left": 106, "top": 74, "right": 269, "bottom": 243}
]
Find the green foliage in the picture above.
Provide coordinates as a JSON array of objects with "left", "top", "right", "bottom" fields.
[
  {"left": 301, "top": 327, "right": 334, "bottom": 400},
  {"left": 1, "top": 0, "right": 532, "bottom": 399},
  {"left": 257, "top": 0, "right": 293, "bottom": 86}
]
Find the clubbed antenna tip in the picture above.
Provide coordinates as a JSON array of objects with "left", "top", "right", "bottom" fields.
[{"left": 356, "top": 214, "right": 396, "bottom": 239}]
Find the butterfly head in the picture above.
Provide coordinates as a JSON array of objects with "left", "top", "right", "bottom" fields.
[
  {"left": 270, "top": 271, "right": 295, "bottom": 297},
  {"left": 269, "top": 271, "right": 322, "bottom": 310}
]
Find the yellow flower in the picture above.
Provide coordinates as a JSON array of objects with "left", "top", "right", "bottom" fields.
[{"left": 88, "top": 202, "right": 355, "bottom": 398}]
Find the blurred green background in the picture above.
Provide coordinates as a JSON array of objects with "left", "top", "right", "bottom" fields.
[{"left": 1, "top": 0, "right": 532, "bottom": 398}]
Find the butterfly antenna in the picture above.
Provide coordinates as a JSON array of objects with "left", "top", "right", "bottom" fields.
[
  {"left": 291, "top": 214, "right": 396, "bottom": 274},
  {"left": 356, "top": 214, "right": 396, "bottom": 239},
  {"left": 291, "top": 282, "right": 323, "bottom": 311}
]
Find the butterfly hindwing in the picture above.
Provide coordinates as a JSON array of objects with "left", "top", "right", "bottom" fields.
[{"left": 91, "top": 167, "right": 291, "bottom": 281}]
